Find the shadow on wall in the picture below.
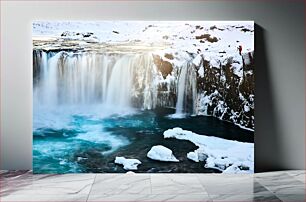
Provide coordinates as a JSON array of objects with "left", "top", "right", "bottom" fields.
[{"left": 255, "top": 24, "right": 285, "bottom": 172}]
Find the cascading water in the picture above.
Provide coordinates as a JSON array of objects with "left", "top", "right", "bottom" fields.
[
  {"left": 33, "top": 49, "right": 198, "bottom": 122},
  {"left": 171, "top": 62, "right": 197, "bottom": 118},
  {"left": 105, "top": 55, "right": 135, "bottom": 108},
  {"left": 33, "top": 50, "right": 160, "bottom": 112},
  {"left": 175, "top": 63, "right": 188, "bottom": 114}
]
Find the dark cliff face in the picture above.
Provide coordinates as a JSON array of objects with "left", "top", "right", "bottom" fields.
[
  {"left": 194, "top": 51, "right": 255, "bottom": 130},
  {"left": 150, "top": 50, "right": 255, "bottom": 130}
]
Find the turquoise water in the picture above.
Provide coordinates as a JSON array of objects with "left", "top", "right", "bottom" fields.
[{"left": 33, "top": 107, "right": 253, "bottom": 173}]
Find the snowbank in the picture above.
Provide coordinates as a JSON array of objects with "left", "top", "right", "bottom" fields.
[
  {"left": 187, "top": 148, "right": 207, "bottom": 163},
  {"left": 147, "top": 145, "right": 179, "bottom": 162},
  {"left": 33, "top": 21, "right": 254, "bottom": 66},
  {"left": 164, "top": 127, "right": 254, "bottom": 173},
  {"left": 114, "top": 157, "right": 142, "bottom": 170}
]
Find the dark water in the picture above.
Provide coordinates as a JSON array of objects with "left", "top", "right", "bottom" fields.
[{"left": 33, "top": 107, "right": 253, "bottom": 173}]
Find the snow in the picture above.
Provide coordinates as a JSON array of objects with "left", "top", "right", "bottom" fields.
[
  {"left": 187, "top": 148, "right": 207, "bottom": 163},
  {"left": 33, "top": 21, "right": 254, "bottom": 66},
  {"left": 196, "top": 90, "right": 220, "bottom": 116},
  {"left": 204, "top": 55, "right": 221, "bottom": 68},
  {"left": 249, "top": 94, "right": 255, "bottom": 102},
  {"left": 187, "top": 151, "right": 199, "bottom": 162},
  {"left": 196, "top": 94, "right": 209, "bottom": 116},
  {"left": 242, "top": 52, "right": 252, "bottom": 65},
  {"left": 237, "top": 124, "right": 255, "bottom": 132},
  {"left": 192, "top": 54, "right": 203, "bottom": 66},
  {"left": 231, "top": 61, "right": 243, "bottom": 77},
  {"left": 239, "top": 93, "right": 245, "bottom": 101},
  {"left": 244, "top": 104, "right": 250, "bottom": 112},
  {"left": 223, "top": 164, "right": 250, "bottom": 174},
  {"left": 198, "top": 66, "right": 204, "bottom": 78},
  {"left": 214, "top": 101, "right": 227, "bottom": 119},
  {"left": 163, "top": 127, "right": 254, "bottom": 173},
  {"left": 114, "top": 157, "right": 142, "bottom": 170},
  {"left": 147, "top": 145, "right": 179, "bottom": 162}
]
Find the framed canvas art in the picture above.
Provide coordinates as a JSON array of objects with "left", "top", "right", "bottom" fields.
[{"left": 33, "top": 21, "right": 254, "bottom": 173}]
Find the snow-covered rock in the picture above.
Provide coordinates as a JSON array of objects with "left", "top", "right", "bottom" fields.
[
  {"left": 195, "top": 51, "right": 255, "bottom": 130},
  {"left": 187, "top": 148, "right": 207, "bottom": 162},
  {"left": 187, "top": 151, "right": 199, "bottom": 162},
  {"left": 147, "top": 145, "right": 179, "bottom": 162},
  {"left": 223, "top": 164, "right": 250, "bottom": 174},
  {"left": 164, "top": 127, "right": 254, "bottom": 173},
  {"left": 114, "top": 157, "right": 142, "bottom": 170},
  {"left": 192, "top": 54, "right": 203, "bottom": 66},
  {"left": 197, "top": 66, "right": 204, "bottom": 78}
]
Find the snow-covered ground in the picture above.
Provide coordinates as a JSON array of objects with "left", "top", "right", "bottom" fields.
[
  {"left": 164, "top": 128, "right": 254, "bottom": 173},
  {"left": 33, "top": 21, "right": 253, "bottom": 63},
  {"left": 147, "top": 145, "right": 179, "bottom": 162}
]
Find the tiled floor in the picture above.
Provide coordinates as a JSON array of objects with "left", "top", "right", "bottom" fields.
[{"left": 0, "top": 170, "right": 305, "bottom": 201}]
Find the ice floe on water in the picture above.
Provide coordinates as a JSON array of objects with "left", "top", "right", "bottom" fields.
[
  {"left": 187, "top": 149, "right": 207, "bottom": 163},
  {"left": 147, "top": 145, "right": 179, "bottom": 162},
  {"left": 164, "top": 127, "right": 254, "bottom": 173},
  {"left": 115, "top": 157, "right": 142, "bottom": 170}
]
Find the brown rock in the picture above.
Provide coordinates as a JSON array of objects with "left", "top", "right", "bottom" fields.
[
  {"left": 153, "top": 55, "right": 173, "bottom": 79},
  {"left": 195, "top": 34, "right": 218, "bottom": 43},
  {"left": 164, "top": 53, "right": 174, "bottom": 60}
]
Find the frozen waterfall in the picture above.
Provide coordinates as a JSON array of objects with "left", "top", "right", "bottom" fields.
[
  {"left": 33, "top": 50, "right": 197, "bottom": 115},
  {"left": 172, "top": 62, "right": 197, "bottom": 118},
  {"left": 33, "top": 51, "right": 159, "bottom": 110}
]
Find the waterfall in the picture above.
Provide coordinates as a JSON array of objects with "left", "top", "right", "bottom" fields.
[
  {"left": 105, "top": 55, "right": 134, "bottom": 108},
  {"left": 39, "top": 52, "right": 61, "bottom": 106},
  {"left": 33, "top": 50, "right": 197, "bottom": 116},
  {"left": 175, "top": 63, "right": 188, "bottom": 114},
  {"left": 172, "top": 62, "right": 197, "bottom": 118},
  {"left": 33, "top": 50, "right": 160, "bottom": 112}
]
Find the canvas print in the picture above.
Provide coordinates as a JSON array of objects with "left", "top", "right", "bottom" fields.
[{"left": 33, "top": 21, "right": 254, "bottom": 173}]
